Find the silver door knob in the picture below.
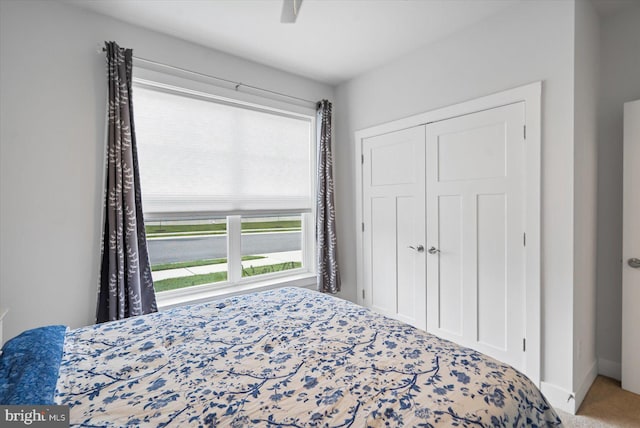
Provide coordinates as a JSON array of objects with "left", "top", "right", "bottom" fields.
[
  {"left": 428, "top": 246, "right": 440, "bottom": 255},
  {"left": 409, "top": 245, "right": 425, "bottom": 253},
  {"left": 628, "top": 258, "right": 640, "bottom": 269}
]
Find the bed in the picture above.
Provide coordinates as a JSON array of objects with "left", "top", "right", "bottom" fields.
[{"left": 1, "top": 287, "right": 562, "bottom": 427}]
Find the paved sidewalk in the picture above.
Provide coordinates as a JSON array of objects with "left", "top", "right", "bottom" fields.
[{"left": 151, "top": 251, "right": 302, "bottom": 281}]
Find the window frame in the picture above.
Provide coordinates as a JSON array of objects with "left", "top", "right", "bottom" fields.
[{"left": 132, "top": 66, "right": 317, "bottom": 307}]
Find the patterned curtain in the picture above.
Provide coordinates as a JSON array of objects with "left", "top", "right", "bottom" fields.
[
  {"left": 97, "top": 41, "right": 157, "bottom": 323},
  {"left": 316, "top": 100, "right": 341, "bottom": 293}
]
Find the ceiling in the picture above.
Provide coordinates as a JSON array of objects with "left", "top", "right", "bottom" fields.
[
  {"left": 66, "top": 0, "right": 521, "bottom": 85},
  {"left": 67, "top": 0, "right": 639, "bottom": 86}
]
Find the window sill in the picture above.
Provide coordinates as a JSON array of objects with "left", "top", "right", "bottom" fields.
[{"left": 156, "top": 273, "right": 318, "bottom": 310}]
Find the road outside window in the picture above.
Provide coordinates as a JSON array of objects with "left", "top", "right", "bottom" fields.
[
  {"left": 146, "top": 215, "right": 303, "bottom": 293},
  {"left": 240, "top": 215, "right": 302, "bottom": 279},
  {"left": 146, "top": 217, "right": 228, "bottom": 292}
]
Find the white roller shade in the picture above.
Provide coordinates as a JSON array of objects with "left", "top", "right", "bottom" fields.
[{"left": 133, "top": 85, "right": 313, "bottom": 216}]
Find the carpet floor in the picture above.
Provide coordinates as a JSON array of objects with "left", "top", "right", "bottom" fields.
[{"left": 556, "top": 376, "right": 640, "bottom": 427}]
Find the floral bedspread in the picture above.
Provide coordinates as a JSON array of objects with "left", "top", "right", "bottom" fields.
[{"left": 55, "top": 287, "right": 562, "bottom": 427}]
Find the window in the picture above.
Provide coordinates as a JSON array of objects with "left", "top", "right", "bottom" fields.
[{"left": 133, "top": 80, "right": 315, "bottom": 297}]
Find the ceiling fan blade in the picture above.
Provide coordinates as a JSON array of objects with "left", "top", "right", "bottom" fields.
[{"left": 281, "top": 0, "right": 303, "bottom": 23}]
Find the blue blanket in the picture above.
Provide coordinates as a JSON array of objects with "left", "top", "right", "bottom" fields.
[{"left": 0, "top": 325, "right": 67, "bottom": 404}]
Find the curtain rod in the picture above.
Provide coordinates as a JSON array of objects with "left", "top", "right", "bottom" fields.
[{"left": 101, "top": 48, "right": 318, "bottom": 106}]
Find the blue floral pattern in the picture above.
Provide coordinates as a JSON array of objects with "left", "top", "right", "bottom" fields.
[{"left": 55, "top": 287, "right": 562, "bottom": 427}]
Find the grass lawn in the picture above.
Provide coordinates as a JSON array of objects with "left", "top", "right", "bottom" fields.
[
  {"left": 153, "top": 261, "right": 302, "bottom": 293},
  {"left": 154, "top": 271, "right": 228, "bottom": 292},
  {"left": 151, "top": 255, "right": 264, "bottom": 272},
  {"left": 146, "top": 220, "right": 301, "bottom": 236}
]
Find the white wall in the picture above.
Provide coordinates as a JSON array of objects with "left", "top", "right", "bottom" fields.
[
  {"left": 0, "top": 0, "right": 333, "bottom": 341},
  {"left": 572, "top": 0, "right": 600, "bottom": 405},
  {"left": 596, "top": 4, "right": 640, "bottom": 379},
  {"left": 334, "top": 0, "right": 577, "bottom": 403}
]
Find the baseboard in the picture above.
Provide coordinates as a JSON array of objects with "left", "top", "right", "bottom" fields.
[
  {"left": 541, "top": 359, "right": 600, "bottom": 415},
  {"left": 598, "top": 357, "right": 621, "bottom": 381},
  {"left": 574, "top": 360, "right": 598, "bottom": 411},
  {"left": 541, "top": 381, "right": 576, "bottom": 414}
]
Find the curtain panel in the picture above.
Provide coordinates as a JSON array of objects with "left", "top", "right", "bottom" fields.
[
  {"left": 316, "top": 100, "right": 341, "bottom": 294},
  {"left": 97, "top": 41, "right": 157, "bottom": 323}
]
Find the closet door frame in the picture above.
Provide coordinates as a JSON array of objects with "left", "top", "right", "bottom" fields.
[{"left": 354, "top": 81, "right": 542, "bottom": 386}]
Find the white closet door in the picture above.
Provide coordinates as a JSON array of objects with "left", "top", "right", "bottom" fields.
[
  {"left": 622, "top": 99, "right": 640, "bottom": 395},
  {"left": 362, "top": 126, "right": 426, "bottom": 330},
  {"left": 426, "top": 102, "right": 526, "bottom": 371}
]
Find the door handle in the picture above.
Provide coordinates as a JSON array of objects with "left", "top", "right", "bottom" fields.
[
  {"left": 408, "top": 245, "right": 425, "bottom": 253},
  {"left": 428, "top": 246, "right": 440, "bottom": 255},
  {"left": 629, "top": 258, "right": 640, "bottom": 269}
]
